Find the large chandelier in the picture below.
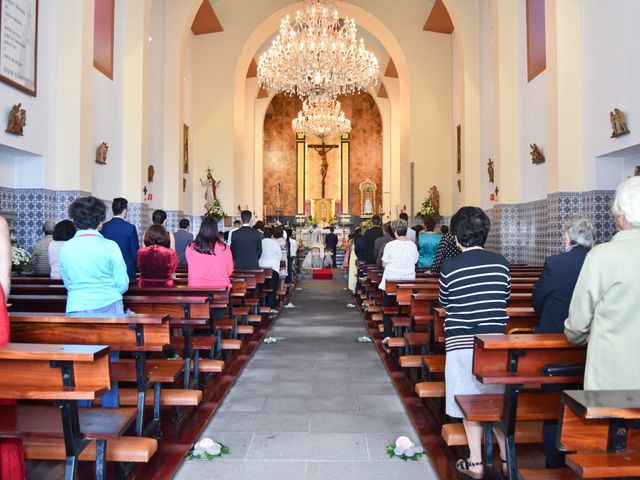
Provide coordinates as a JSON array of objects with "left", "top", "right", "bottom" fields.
[
  {"left": 258, "top": 0, "right": 379, "bottom": 100},
  {"left": 292, "top": 97, "right": 351, "bottom": 140}
]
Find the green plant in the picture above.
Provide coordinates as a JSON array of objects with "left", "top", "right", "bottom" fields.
[
  {"left": 417, "top": 197, "right": 435, "bottom": 218},
  {"left": 205, "top": 199, "right": 226, "bottom": 219}
]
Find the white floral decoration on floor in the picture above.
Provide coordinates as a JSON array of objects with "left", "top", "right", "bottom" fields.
[
  {"left": 386, "top": 436, "right": 424, "bottom": 461},
  {"left": 188, "top": 438, "right": 230, "bottom": 460},
  {"left": 262, "top": 336, "right": 284, "bottom": 344},
  {"left": 355, "top": 336, "right": 372, "bottom": 343},
  {"left": 284, "top": 303, "right": 296, "bottom": 308}
]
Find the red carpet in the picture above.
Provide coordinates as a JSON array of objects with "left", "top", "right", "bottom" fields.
[{"left": 312, "top": 268, "right": 333, "bottom": 280}]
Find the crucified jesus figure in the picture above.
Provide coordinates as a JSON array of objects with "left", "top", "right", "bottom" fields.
[{"left": 309, "top": 142, "right": 338, "bottom": 198}]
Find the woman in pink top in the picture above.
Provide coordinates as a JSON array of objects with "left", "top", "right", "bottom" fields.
[{"left": 185, "top": 216, "right": 233, "bottom": 289}]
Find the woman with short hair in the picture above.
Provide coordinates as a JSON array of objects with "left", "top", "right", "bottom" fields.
[
  {"left": 48, "top": 220, "right": 77, "bottom": 279},
  {"left": 137, "top": 224, "right": 178, "bottom": 287},
  {"left": 438, "top": 206, "right": 509, "bottom": 479},
  {"left": 565, "top": 176, "right": 640, "bottom": 391}
]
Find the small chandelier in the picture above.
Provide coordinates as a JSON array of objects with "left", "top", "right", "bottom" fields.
[
  {"left": 258, "top": 0, "right": 379, "bottom": 100},
  {"left": 292, "top": 97, "right": 351, "bottom": 140}
]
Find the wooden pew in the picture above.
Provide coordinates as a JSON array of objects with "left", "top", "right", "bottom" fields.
[
  {"left": 0, "top": 343, "right": 151, "bottom": 480},
  {"left": 8, "top": 312, "right": 192, "bottom": 437},
  {"left": 456, "top": 334, "right": 586, "bottom": 479}
]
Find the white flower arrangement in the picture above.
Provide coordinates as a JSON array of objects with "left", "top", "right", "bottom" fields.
[
  {"left": 188, "top": 437, "right": 229, "bottom": 460},
  {"left": 205, "top": 199, "right": 226, "bottom": 219},
  {"left": 386, "top": 436, "right": 424, "bottom": 461},
  {"left": 10, "top": 231, "right": 32, "bottom": 272},
  {"left": 262, "top": 336, "right": 279, "bottom": 344}
]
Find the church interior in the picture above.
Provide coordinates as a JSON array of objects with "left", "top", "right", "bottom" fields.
[{"left": 1, "top": 0, "right": 640, "bottom": 479}]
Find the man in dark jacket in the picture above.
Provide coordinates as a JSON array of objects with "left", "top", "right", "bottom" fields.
[
  {"left": 100, "top": 197, "right": 139, "bottom": 279},
  {"left": 325, "top": 227, "right": 339, "bottom": 267},
  {"left": 362, "top": 215, "right": 383, "bottom": 264},
  {"left": 230, "top": 210, "right": 262, "bottom": 269}
]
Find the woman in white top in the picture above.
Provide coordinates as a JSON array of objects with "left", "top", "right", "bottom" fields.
[
  {"left": 259, "top": 226, "right": 283, "bottom": 309},
  {"left": 379, "top": 220, "right": 418, "bottom": 341},
  {"left": 48, "top": 220, "right": 77, "bottom": 279}
]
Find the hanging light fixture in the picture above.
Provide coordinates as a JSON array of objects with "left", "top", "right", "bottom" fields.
[
  {"left": 292, "top": 96, "right": 351, "bottom": 140},
  {"left": 258, "top": 0, "right": 379, "bottom": 100}
]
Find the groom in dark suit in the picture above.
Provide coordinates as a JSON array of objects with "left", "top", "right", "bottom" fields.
[
  {"left": 325, "top": 227, "right": 339, "bottom": 267},
  {"left": 100, "top": 197, "right": 139, "bottom": 279},
  {"left": 230, "top": 210, "right": 262, "bottom": 269}
]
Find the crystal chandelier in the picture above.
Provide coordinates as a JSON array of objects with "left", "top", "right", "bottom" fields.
[
  {"left": 258, "top": 0, "right": 379, "bottom": 100},
  {"left": 292, "top": 97, "right": 351, "bottom": 140}
]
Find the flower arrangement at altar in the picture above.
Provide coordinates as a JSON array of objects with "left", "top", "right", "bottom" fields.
[
  {"left": 357, "top": 218, "right": 372, "bottom": 230},
  {"left": 386, "top": 436, "right": 424, "bottom": 461},
  {"left": 10, "top": 230, "right": 32, "bottom": 273},
  {"left": 328, "top": 215, "right": 339, "bottom": 226},
  {"left": 417, "top": 196, "right": 435, "bottom": 218},
  {"left": 205, "top": 199, "right": 226, "bottom": 220},
  {"left": 188, "top": 438, "right": 230, "bottom": 460}
]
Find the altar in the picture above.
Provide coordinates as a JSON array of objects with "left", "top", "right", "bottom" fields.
[{"left": 296, "top": 227, "right": 350, "bottom": 248}]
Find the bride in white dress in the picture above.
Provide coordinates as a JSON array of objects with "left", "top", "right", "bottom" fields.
[{"left": 301, "top": 225, "right": 333, "bottom": 269}]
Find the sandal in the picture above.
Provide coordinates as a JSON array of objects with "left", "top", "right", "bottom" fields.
[{"left": 455, "top": 459, "right": 484, "bottom": 479}]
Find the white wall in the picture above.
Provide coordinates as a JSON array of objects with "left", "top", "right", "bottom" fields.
[
  {"left": 451, "top": 30, "right": 463, "bottom": 212},
  {"left": 581, "top": 0, "right": 640, "bottom": 190},
  {"left": 478, "top": 0, "right": 495, "bottom": 210}
]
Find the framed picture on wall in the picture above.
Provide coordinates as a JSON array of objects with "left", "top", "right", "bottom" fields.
[
  {"left": 456, "top": 124, "right": 462, "bottom": 173},
  {"left": 183, "top": 124, "right": 189, "bottom": 174},
  {"left": 0, "top": 0, "right": 38, "bottom": 96}
]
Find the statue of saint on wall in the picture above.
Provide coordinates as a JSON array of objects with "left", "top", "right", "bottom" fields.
[
  {"left": 429, "top": 185, "right": 440, "bottom": 216},
  {"left": 530, "top": 144, "right": 545, "bottom": 165},
  {"left": 95, "top": 142, "right": 108, "bottom": 165},
  {"left": 487, "top": 158, "right": 495, "bottom": 183},
  {"left": 610, "top": 108, "right": 630, "bottom": 138},
  {"left": 148, "top": 165, "right": 155, "bottom": 182},
  {"left": 200, "top": 168, "right": 220, "bottom": 211},
  {"left": 6, "top": 103, "right": 26, "bottom": 135}
]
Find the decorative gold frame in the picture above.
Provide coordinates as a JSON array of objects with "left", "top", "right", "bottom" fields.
[
  {"left": 359, "top": 178, "right": 376, "bottom": 216},
  {"left": 312, "top": 198, "right": 334, "bottom": 222}
]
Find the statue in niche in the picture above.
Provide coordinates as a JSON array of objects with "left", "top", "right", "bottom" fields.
[
  {"left": 363, "top": 194, "right": 373, "bottom": 215},
  {"left": 6, "top": 103, "right": 26, "bottom": 136},
  {"left": 487, "top": 158, "right": 495, "bottom": 183},
  {"left": 95, "top": 142, "right": 108, "bottom": 165},
  {"left": 200, "top": 168, "right": 220, "bottom": 211},
  {"left": 429, "top": 186, "right": 440, "bottom": 216},
  {"left": 610, "top": 108, "right": 630, "bottom": 138},
  {"left": 530, "top": 144, "right": 545, "bottom": 165},
  {"left": 148, "top": 165, "right": 155, "bottom": 182}
]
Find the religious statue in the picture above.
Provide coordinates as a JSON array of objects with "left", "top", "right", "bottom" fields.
[
  {"left": 6, "top": 103, "right": 26, "bottom": 135},
  {"left": 148, "top": 165, "right": 155, "bottom": 182},
  {"left": 610, "top": 108, "right": 630, "bottom": 138},
  {"left": 457, "top": 179, "right": 462, "bottom": 193},
  {"left": 200, "top": 168, "right": 220, "bottom": 211},
  {"left": 530, "top": 144, "right": 545, "bottom": 164},
  {"left": 309, "top": 142, "right": 338, "bottom": 198},
  {"left": 494, "top": 186, "right": 500, "bottom": 198},
  {"left": 429, "top": 185, "right": 440, "bottom": 216},
  {"left": 95, "top": 142, "right": 108, "bottom": 165},
  {"left": 487, "top": 158, "right": 495, "bottom": 183},
  {"left": 363, "top": 195, "right": 373, "bottom": 215},
  {"left": 183, "top": 178, "right": 187, "bottom": 192}
]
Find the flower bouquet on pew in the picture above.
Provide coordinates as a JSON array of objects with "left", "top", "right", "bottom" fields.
[
  {"left": 386, "top": 436, "right": 424, "bottom": 461},
  {"left": 188, "top": 438, "right": 230, "bottom": 460},
  {"left": 10, "top": 230, "right": 32, "bottom": 274}
]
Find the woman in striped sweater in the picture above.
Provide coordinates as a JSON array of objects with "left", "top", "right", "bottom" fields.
[{"left": 439, "top": 207, "right": 510, "bottom": 479}]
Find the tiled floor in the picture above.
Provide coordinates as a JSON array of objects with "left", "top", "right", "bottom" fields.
[{"left": 173, "top": 275, "right": 438, "bottom": 480}]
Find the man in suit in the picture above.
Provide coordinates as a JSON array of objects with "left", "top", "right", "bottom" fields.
[
  {"left": 100, "top": 197, "right": 139, "bottom": 279},
  {"left": 325, "top": 227, "right": 339, "bottom": 267},
  {"left": 230, "top": 210, "right": 262, "bottom": 269},
  {"left": 532, "top": 215, "right": 595, "bottom": 469},
  {"left": 174, "top": 218, "right": 194, "bottom": 266},
  {"left": 362, "top": 214, "right": 383, "bottom": 264}
]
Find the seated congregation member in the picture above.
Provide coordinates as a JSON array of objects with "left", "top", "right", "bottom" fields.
[
  {"left": 0, "top": 215, "right": 26, "bottom": 480},
  {"left": 31, "top": 220, "right": 56, "bottom": 275},
  {"left": 438, "top": 206, "right": 510, "bottom": 479},
  {"left": 379, "top": 220, "right": 419, "bottom": 341},
  {"left": 417, "top": 216, "right": 442, "bottom": 268},
  {"left": 48, "top": 220, "right": 77, "bottom": 279},
  {"left": 565, "top": 176, "right": 640, "bottom": 390},
  {"left": 186, "top": 215, "right": 233, "bottom": 290},
  {"left": 60, "top": 196, "right": 129, "bottom": 408},
  {"left": 174, "top": 218, "right": 194, "bottom": 266},
  {"left": 374, "top": 222, "right": 395, "bottom": 268},
  {"left": 100, "top": 197, "right": 139, "bottom": 279},
  {"left": 151, "top": 209, "right": 175, "bottom": 250},
  {"left": 137, "top": 225, "right": 178, "bottom": 287},
  {"left": 362, "top": 214, "right": 383, "bottom": 264},
  {"left": 430, "top": 222, "right": 462, "bottom": 274},
  {"left": 230, "top": 210, "right": 262, "bottom": 269},
  {"left": 531, "top": 215, "right": 595, "bottom": 469},
  {"left": 259, "top": 226, "right": 282, "bottom": 309},
  {"left": 399, "top": 212, "right": 416, "bottom": 242}
]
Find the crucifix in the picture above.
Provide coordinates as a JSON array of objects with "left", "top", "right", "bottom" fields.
[{"left": 308, "top": 141, "right": 339, "bottom": 198}]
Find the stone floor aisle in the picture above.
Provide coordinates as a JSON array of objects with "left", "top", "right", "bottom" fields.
[{"left": 174, "top": 275, "right": 438, "bottom": 480}]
